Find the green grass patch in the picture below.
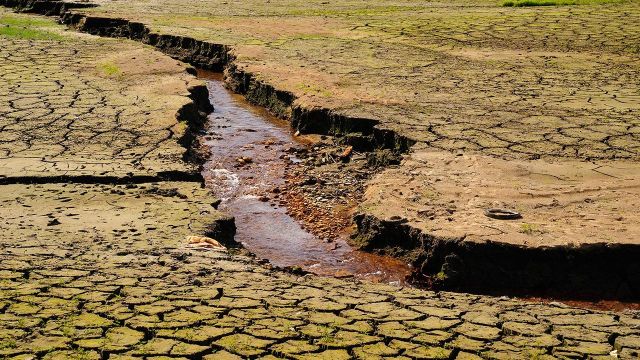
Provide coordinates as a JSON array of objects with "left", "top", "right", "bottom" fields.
[
  {"left": 295, "top": 82, "right": 332, "bottom": 97},
  {"left": 98, "top": 61, "right": 121, "bottom": 77},
  {"left": 0, "top": 15, "right": 65, "bottom": 40},
  {"left": 502, "top": 0, "right": 623, "bottom": 6},
  {"left": 0, "top": 15, "right": 56, "bottom": 27},
  {"left": 0, "top": 26, "right": 64, "bottom": 40}
]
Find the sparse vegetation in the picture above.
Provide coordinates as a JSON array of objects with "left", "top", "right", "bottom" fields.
[
  {"left": 296, "top": 82, "right": 333, "bottom": 97},
  {"left": 0, "top": 15, "right": 65, "bottom": 40},
  {"left": 0, "top": 339, "right": 17, "bottom": 350},
  {"left": 287, "top": 5, "right": 421, "bottom": 17},
  {"left": 0, "top": 15, "right": 55, "bottom": 28},
  {"left": 317, "top": 325, "right": 335, "bottom": 346},
  {"left": 519, "top": 223, "right": 539, "bottom": 235},
  {"left": 98, "top": 61, "right": 121, "bottom": 77}
]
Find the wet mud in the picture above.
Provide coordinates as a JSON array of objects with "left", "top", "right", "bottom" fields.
[{"left": 199, "top": 72, "right": 410, "bottom": 283}]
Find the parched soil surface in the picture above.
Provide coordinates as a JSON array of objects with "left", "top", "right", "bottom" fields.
[
  {"left": 0, "top": 13, "right": 212, "bottom": 178},
  {"left": 79, "top": 0, "right": 640, "bottom": 160},
  {"left": 1, "top": 5, "right": 640, "bottom": 360},
  {"left": 3, "top": 209, "right": 640, "bottom": 360},
  {"left": 0, "top": 6, "right": 232, "bottom": 238},
  {"left": 3, "top": 218, "right": 640, "bottom": 360},
  {"left": 58, "top": 0, "right": 640, "bottom": 296},
  {"left": 356, "top": 147, "right": 640, "bottom": 297}
]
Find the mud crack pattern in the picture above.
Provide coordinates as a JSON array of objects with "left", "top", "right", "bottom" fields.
[
  {"left": 82, "top": 0, "right": 640, "bottom": 160},
  {"left": 1, "top": 7, "right": 640, "bottom": 360},
  {"left": 1, "top": 235, "right": 640, "bottom": 359},
  {"left": 0, "top": 11, "right": 202, "bottom": 178}
]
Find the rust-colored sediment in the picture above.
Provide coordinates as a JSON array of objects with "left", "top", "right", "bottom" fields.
[{"left": 199, "top": 72, "right": 410, "bottom": 283}]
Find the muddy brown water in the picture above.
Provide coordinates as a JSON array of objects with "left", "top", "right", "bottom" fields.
[{"left": 199, "top": 72, "right": 410, "bottom": 284}]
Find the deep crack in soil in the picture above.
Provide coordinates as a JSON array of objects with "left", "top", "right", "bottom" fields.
[{"left": 199, "top": 71, "right": 411, "bottom": 284}]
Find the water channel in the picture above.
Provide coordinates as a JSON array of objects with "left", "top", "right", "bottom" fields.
[{"left": 199, "top": 72, "right": 411, "bottom": 284}]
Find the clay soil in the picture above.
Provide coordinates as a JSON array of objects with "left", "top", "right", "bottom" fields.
[
  {"left": 74, "top": 0, "right": 640, "bottom": 292},
  {"left": 2, "top": 4, "right": 640, "bottom": 359},
  {"left": 81, "top": 0, "right": 640, "bottom": 160}
]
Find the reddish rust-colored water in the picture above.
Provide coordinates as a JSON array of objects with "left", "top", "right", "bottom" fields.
[{"left": 199, "top": 73, "right": 411, "bottom": 284}]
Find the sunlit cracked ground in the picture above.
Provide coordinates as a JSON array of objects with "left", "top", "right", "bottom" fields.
[
  {"left": 74, "top": 0, "right": 640, "bottom": 257},
  {"left": 0, "top": 10, "right": 202, "bottom": 178},
  {"left": 1, "top": 5, "right": 640, "bottom": 360},
  {"left": 3, "top": 234, "right": 640, "bottom": 359},
  {"left": 83, "top": 0, "right": 640, "bottom": 160}
]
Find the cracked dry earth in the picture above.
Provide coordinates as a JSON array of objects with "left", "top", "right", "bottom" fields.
[
  {"left": 3, "top": 237, "right": 640, "bottom": 360},
  {"left": 3, "top": 7, "right": 640, "bottom": 360},
  {"left": 0, "top": 10, "right": 205, "bottom": 178},
  {"left": 69, "top": 0, "right": 640, "bottom": 293},
  {"left": 83, "top": 0, "right": 640, "bottom": 161}
]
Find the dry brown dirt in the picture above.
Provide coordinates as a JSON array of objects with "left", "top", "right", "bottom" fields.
[
  {"left": 362, "top": 147, "right": 640, "bottom": 248},
  {"left": 69, "top": 0, "right": 640, "bottom": 265},
  {"left": 1, "top": 4, "right": 640, "bottom": 359}
]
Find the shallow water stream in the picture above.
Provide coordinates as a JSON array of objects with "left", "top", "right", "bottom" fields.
[{"left": 199, "top": 72, "right": 410, "bottom": 284}]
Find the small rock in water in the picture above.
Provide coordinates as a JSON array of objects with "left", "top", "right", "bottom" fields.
[
  {"left": 339, "top": 146, "right": 353, "bottom": 162},
  {"left": 236, "top": 156, "right": 253, "bottom": 165},
  {"left": 186, "top": 235, "right": 226, "bottom": 251}
]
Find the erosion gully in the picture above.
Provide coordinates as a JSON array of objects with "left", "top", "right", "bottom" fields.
[
  {"left": 195, "top": 72, "right": 640, "bottom": 311},
  {"left": 198, "top": 72, "right": 411, "bottom": 284}
]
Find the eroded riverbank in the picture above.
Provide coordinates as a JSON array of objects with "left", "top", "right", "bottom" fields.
[
  {"left": 197, "top": 72, "right": 640, "bottom": 312},
  {"left": 199, "top": 72, "right": 411, "bottom": 283}
]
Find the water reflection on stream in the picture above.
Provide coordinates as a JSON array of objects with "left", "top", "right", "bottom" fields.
[{"left": 199, "top": 72, "right": 410, "bottom": 284}]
